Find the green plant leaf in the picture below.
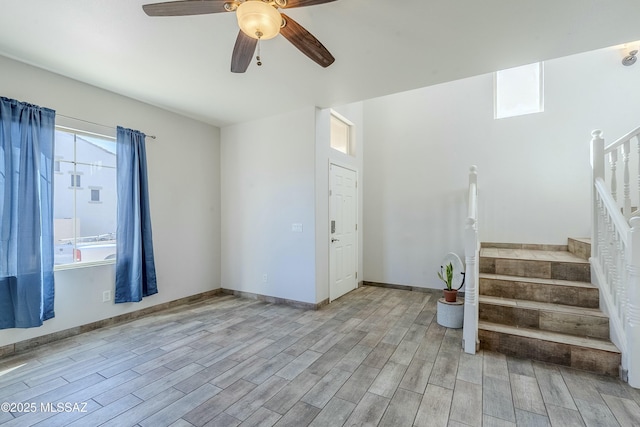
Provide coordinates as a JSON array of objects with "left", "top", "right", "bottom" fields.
[{"left": 438, "top": 262, "right": 454, "bottom": 290}]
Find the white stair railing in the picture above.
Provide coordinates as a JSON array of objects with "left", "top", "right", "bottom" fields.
[
  {"left": 592, "top": 129, "right": 640, "bottom": 388},
  {"left": 600, "top": 127, "right": 640, "bottom": 219},
  {"left": 463, "top": 165, "right": 480, "bottom": 354}
]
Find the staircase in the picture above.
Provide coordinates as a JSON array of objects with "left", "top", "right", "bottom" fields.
[{"left": 477, "top": 238, "right": 622, "bottom": 376}]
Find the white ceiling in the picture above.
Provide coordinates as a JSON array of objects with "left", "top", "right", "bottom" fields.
[{"left": 2, "top": 0, "right": 640, "bottom": 127}]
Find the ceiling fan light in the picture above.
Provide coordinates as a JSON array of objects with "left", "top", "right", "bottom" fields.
[{"left": 237, "top": 1, "right": 282, "bottom": 40}]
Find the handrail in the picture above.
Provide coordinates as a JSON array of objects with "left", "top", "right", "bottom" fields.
[
  {"left": 594, "top": 177, "right": 630, "bottom": 243},
  {"left": 604, "top": 125, "right": 640, "bottom": 153}
]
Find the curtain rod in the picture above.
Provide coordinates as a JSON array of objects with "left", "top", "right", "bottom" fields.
[{"left": 57, "top": 114, "right": 157, "bottom": 139}]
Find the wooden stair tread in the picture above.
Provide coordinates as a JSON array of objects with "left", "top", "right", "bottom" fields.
[
  {"left": 479, "top": 295, "right": 608, "bottom": 317},
  {"left": 480, "top": 248, "right": 589, "bottom": 264},
  {"left": 478, "top": 321, "right": 620, "bottom": 353},
  {"left": 479, "top": 273, "right": 595, "bottom": 288}
]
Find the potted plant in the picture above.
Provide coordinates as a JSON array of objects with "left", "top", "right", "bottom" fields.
[{"left": 438, "top": 261, "right": 463, "bottom": 302}]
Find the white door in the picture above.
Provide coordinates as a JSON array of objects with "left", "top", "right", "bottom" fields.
[{"left": 329, "top": 164, "right": 358, "bottom": 301}]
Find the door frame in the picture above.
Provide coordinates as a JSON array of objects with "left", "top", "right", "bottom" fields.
[{"left": 328, "top": 161, "right": 359, "bottom": 302}]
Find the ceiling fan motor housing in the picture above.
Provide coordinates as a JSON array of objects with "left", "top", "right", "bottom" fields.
[{"left": 236, "top": 0, "right": 282, "bottom": 39}]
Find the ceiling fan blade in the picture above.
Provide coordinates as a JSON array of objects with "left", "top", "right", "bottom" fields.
[
  {"left": 142, "top": 0, "right": 230, "bottom": 16},
  {"left": 280, "top": 14, "right": 334, "bottom": 68},
  {"left": 231, "top": 30, "right": 258, "bottom": 73},
  {"left": 281, "top": 0, "right": 337, "bottom": 9}
]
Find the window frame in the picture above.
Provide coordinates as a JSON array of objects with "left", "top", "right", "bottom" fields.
[
  {"left": 89, "top": 187, "right": 102, "bottom": 203},
  {"left": 69, "top": 173, "right": 82, "bottom": 189}
]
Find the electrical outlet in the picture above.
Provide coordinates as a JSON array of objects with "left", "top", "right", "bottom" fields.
[
  {"left": 262, "top": 274, "right": 268, "bottom": 283},
  {"left": 102, "top": 290, "right": 111, "bottom": 302}
]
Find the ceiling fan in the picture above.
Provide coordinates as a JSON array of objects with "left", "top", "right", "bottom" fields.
[{"left": 142, "top": 0, "right": 337, "bottom": 73}]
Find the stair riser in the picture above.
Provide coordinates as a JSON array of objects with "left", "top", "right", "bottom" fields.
[
  {"left": 568, "top": 238, "right": 591, "bottom": 261},
  {"left": 479, "top": 303, "right": 610, "bottom": 339},
  {"left": 479, "top": 329, "right": 620, "bottom": 377},
  {"left": 480, "top": 258, "right": 590, "bottom": 282},
  {"left": 479, "top": 278, "right": 599, "bottom": 308}
]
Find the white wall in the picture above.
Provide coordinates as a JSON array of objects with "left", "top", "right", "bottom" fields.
[
  {"left": 0, "top": 55, "right": 221, "bottom": 346},
  {"left": 220, "top": 102, "right": 364, "bottom": 306},
  {"left": 315, "top": 103, "right": 364, "bottom": 303},
  {"left": 363, "top": 46, "right": 640, "bottom": 290},
  {"left": 221, "top": 108, "right": 317, "bottom": 304}
]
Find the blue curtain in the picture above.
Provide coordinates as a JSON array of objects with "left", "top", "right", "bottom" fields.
[
  {"left": 115, "top": 126, "right": 157, "bottom": 303},
  {"left": 0, "top": 97, "right": 55, "bottom": 329}
]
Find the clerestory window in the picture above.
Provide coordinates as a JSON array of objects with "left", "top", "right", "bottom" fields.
[{"left": 495, "top": 62, "right": 544, "bottom": 119}]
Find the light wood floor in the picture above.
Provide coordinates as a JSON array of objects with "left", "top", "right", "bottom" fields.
[{"left": 1, "top": 285, "right": 639, "bottom": 427}]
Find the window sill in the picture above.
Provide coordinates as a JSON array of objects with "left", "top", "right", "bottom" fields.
[{"left": 54, "top": 259, "right": 115, "bottom": 271}]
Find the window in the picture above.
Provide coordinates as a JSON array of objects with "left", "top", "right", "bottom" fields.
[
  {"left": 495, "top": 62, "right": 544, "bottom": 119},
  {"left": 54, "top": 129, "right": 117, "bottom": 266},
  {"left": 330, "top": 112, "right": 354, "bottom": 156},
  {"left": 70, "top": 173, "right": 81, "bottom": 188}
]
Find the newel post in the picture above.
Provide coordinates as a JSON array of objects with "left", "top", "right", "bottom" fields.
[
  {"left": 463, "top": 218, "right": 479, "bottom": 354},
  {"left": 463, "top": 165, "right": 479, "bottom": 354},
  {"left": 592, "top": 130, "right": 605, "bottom": 259},
  {"left": 627, "top": 217, "right": 640, "bottom": 387},
  {"left": 468, "top": 164, "right": 477, "bottom": 188},
  {"left": 592, "top": 130, "right": 605, "bottom": 181}
]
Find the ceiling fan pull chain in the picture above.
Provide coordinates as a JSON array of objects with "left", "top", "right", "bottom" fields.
[{"left": 256, "top": 32, "right": 263, "bottom": 66}]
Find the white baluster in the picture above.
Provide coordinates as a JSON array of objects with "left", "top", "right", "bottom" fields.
[
  {"left": 623, "top": 140, "right": 631, "bottom": 217},
  {"left": 613, "top": 231, "right": 622, "bottom": 318},
  {"left": 592, "top": 130, "right": 604, "bottom": 264},
  {"left": 597, "top": 196, "right": 606, "bottom": 274},
  {"left": 605, "top": 213, "right": 614, "bottom": 294},
  {"left": 610, "top": 215, "right": 617, "bottom": 299},
  {"left": 637, "top": 136, "right": 640, "bottom": 215},
  {"left": 620, "top": 243, "right": 627, "bottom": 328},
  {"left": 610, "top": 150, "right": 618, "bottom": 202}
]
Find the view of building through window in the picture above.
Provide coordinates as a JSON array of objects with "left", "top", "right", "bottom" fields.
[
  {"left": 495, "top": 62, "right": 544, "bottom": 119},
  {"left": 53, "top": 129, "right": 117, "bottom": 265}
]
